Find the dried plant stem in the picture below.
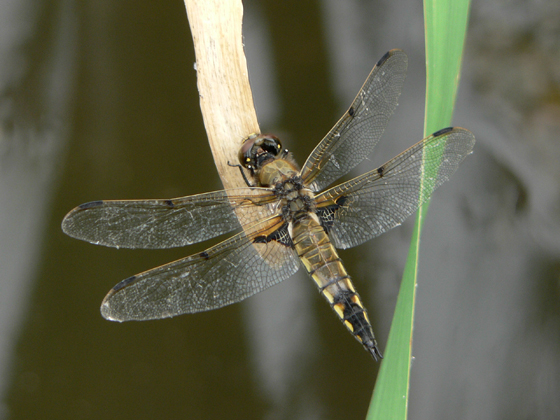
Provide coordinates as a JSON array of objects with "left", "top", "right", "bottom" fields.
[{"left": 184, "top": 0, "right": 259, "bottom": 189}]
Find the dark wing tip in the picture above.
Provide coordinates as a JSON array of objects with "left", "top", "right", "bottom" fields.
[
  {"left": 62, "top": 201, "right": 105, "bottom": 234},
  {"left": 78, "top": 200, "right": 104, "bottom": 210},
  {"left": 376, "top": 50, "right": 392, "bottom": 67},
  {"left": 432, "top": 126, "right": 454, "bottom": 137},
  {"left": 377, "top": 49, "right": 407, "bottom": 68},
  {"left": 100, "top": 276, "right": 137, "bottom": 322},
  {"left": 113, "top": 275, "right": 137, "bottom": 292},
  {"left": 431, "top": 127, "right": 476, "bottom": 150}
]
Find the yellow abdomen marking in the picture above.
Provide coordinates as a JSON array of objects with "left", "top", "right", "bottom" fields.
[{"left": 292, "top": 215, "right": 380, "bottom": 358}]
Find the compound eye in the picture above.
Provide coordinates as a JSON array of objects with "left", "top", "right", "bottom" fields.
[
  {"left": 238, "top": 135, "right": 257, "bottom": 168},
  {"left": 260, "top": 136, "right": 282, "bottom": 156},
  {"left": 238, "top": 134, "right": 283, "bottom": 170}
]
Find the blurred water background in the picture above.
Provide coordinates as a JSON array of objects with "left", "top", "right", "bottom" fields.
[{"left": 1, "top": 0, "right": 559, "bottom": 419}]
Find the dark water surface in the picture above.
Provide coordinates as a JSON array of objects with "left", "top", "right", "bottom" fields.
[{"left": 1, "top": 1, "right": 559, "bottom": 419}]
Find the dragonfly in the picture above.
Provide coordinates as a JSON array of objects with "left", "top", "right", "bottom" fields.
[{"left": 62, "top": 49, "right": 475, "bottom": 360}]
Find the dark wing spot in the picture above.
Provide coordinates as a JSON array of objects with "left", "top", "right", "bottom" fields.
[
  {"left": 348, "top": 106, "right": 355, "bottom": 117},
  {"left": 377, "top": 166, "right": 385, "bottom": 177},
  {"left": 199, "top": 251, "right": 209, "bottom": 260},
  {"left": 317, "top": 207, "right": 335, "bottom": 232},
  {"left": 114, "top": 275, "right": 136, "bottom": 291},
  {"left": 376, "top": 50, "right": 391, "bottom": 67},
  {"left": 432, "top": 127, "right": 454, "bottom": 137},
  {"left": 317, "top": 196, "right": 348, "bottom": 233},
  {"left": 268, "top": 224, "right": 294, "bottom": 247},
  {"left": 79, "top": 200, "right": 104, "bottom": 210},
  {"left": 252, "top": 224, "right": 293, "bottom": 247},
  {"left": 164, "top": 199, "right": 175, "bottom": 208},
  {"left": 335, "top": 196, "right": 348, "bottom": 207}
]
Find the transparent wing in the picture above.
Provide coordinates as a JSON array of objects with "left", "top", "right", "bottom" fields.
[
  {"left": 100, "top": 216, "right": 300, "bottom": 321},
  {"left": 315, "top": 127, "right": 475, "bottom": 249},
  {"left": 300, "top": 49, "right": 408, "bottom": 192},
  {"left": 61, "top": 188, "right": 277, "bottom": 249}
]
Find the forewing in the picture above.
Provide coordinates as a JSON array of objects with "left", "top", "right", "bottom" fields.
[
  {"left": 315, "top": 127, "right": 475, "bottom": 249},
  {"left": 101, "top": 216, "right": 299, "bottom": 321},
  {"left": 300, "top": 49, "right": 408, "bottom": 192},
  {"left": 62, "top": 188, "right": 277, "bottom": 249}
]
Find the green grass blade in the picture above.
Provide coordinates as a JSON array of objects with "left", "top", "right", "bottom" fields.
[
  {"left": 423, "top": 0, "right": 471, "bottom": 137},
  {"left": 366, "top": 1, "right": 471, "bottom": 419}
]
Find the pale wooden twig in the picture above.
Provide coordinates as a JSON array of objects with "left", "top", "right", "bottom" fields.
[{"left": 184, "top": 0, "right": 259, "bottom": 190}]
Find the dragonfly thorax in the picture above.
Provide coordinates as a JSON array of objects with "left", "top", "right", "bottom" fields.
[
  {"left": 273, "top": 175, "right": 316, "bottom": 223},
  {"left": 255, "top": 157, "right": 299, "bottom": 187}
]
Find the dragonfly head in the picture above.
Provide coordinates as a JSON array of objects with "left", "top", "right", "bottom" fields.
[{"left": 239, "top": 134, "right": 286, "bottom": 174}]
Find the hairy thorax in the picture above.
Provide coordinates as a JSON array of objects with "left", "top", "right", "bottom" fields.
[{"left": 257, "top": 158, "right": 317, "bottom": 224}]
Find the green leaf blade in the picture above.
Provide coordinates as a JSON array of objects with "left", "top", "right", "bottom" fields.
[{"left": 366, "top": 1, "right": 471, "bottom": 419}]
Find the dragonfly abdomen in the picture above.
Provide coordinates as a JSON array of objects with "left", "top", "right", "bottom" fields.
[{"left": 292, "top": 215, "right": 382, "bottom": 360}]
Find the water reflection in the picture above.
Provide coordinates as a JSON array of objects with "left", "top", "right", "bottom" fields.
[{"left": 2, "top": 0, "right": 559, "bottom": 420}]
